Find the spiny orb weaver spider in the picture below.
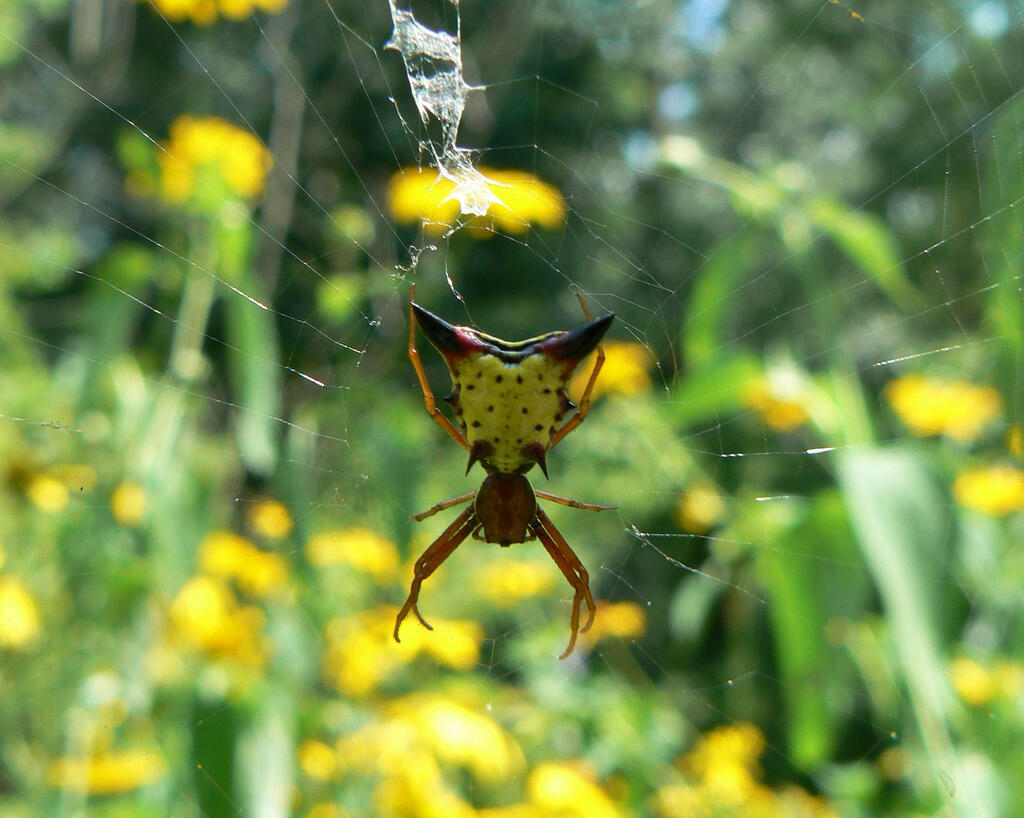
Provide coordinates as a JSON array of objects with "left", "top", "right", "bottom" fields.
[{"left": 394, "top": 284, "right": 616, "bottom": 659}]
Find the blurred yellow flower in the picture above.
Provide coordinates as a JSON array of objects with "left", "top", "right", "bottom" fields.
[
  {"left": 388, "top": 167, "right": 566, "bottom": 236},
  {"left": 682, "top": 724, "right": 764, "bottom": 799},
  {"left": 950, "top": 656, "right": 995, "bottom": 706},
  {"left": 322, "top": 607, "right": 481, "bottom": 696},
  {"left": 583, "top": 601, "right": 647, "bottom": 645},
  {"left": 372, "top": 750, "right": 476, "bottom": 818},
  {"left": 740, "top": 373, "right": 810, "bottom": 431},
  {"left": 389, "top": 694, "right": 524, "bottom": 783},
  {"left": 198, "top": 530, "right": 289, "bottom": 597},
  {"left": 140, "top": 115, "right": 272, "bottom": 204},
  {"left": 948, "top": 656, "right": 1024, "bottom": 708},
  {"left": 571, "top": 341, "right": 654, "bottom": 402},
  {"left": 27, "top": 474, "right": 68, "bottom": 513},
  {"left": 307, "top": 804, "right": 349, "bottom": 818},
  {"left": 477, "top": 807, "right": 541, "bottom": 818},
  {"left": 111, "top": 481, "right": 147, "bottom": 527},
  {"left": 306, "top": 527, "right": 400, "bottom": 582},
  {"left": 656, "top": 723, "right": 839, "bottom": 817},
  {"left": 952, "top": 464, "right": 1024, "bottom": 515},
  {"left": 333, "top": 721, "right": 475, "bottom": 818},
  {"left": 335, "top": 720, "right": 420, "bottom": 771},
  {"left": 169, "top": 575, "right": 269, "bottom": 667},
  {"left": 1008, "top": 425, "right": 1024, "bottom": 458},
  {"left": 298, "top": 739, "right": 338, "bottom": 781},
  {"left": 476, "top": 559, "right": 555, "bottom": 606},
  {"left": 0, "top": 576, "right": 41, "bottom": 649},
  {"left": 47, "top": 749, "right": 166, "bottom": 794},
  {"left": 143, "top": 0, "right": 287, "bottom": 26},
  {"left": 775, "top": 787, "right": 840, "bottom": 818},
  {"left": 527, "top": 762, "right": 621, "bottom": 818},
  {"left": 653, "top": 784, "right": 709, "bottom": 816},
  {"left": 673, "top": 483, "right": 726, "bottom": 533},
  {"left": 885, "top": 374, "right": 1002, "bottom": 442},
  {"left": 249, "top": 498, "right": 294, "bottom": 538}
]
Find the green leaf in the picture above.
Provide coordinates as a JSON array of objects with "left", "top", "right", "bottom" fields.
[
  {"left": 668, "top": 354, "right": 761, "bottom": 428},
  {"left": 837, "top": 448, "right": 987, "bottom": 815},
  {"left": 805, "top": 196, "right": 922, "bottom": 309},
  {"left": 682, "top": 232, "right": 761, "bottom": 365},
  {"left": 238, "top": 694, "right": 293, "bottom": 818},
  {"left": 226, "top": 294, "right": 282, "bottom": 477},
  {"left": 192, "top": 696, "right": 240, "bottom": 818},
  {"left": 757, "top": 490, "right": 864, "bottom": 766}
]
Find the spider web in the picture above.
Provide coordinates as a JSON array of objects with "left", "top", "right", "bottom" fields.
[{"left": 0, "top": 0, "right": 1021, "bottom": 815}]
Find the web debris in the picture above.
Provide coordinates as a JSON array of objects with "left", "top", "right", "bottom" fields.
[{"left": 385, "top": 0, "right": 499, "bottom": 217}]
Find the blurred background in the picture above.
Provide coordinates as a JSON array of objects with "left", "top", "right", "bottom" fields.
[{"left": 2, "top": 0, "right": 1023, "bottom": 815}]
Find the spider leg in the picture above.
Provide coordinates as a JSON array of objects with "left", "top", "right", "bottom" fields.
[
  {"left": 549, "top": 294, "right": 606, "bottom": 450},
  {"left": 531, "top": 508, "right": 597, "bottom": 659},
  {"left": 408, "top": 284, "right": 470, "bottom": 452},
  {"left": 412, "top": 490, "right": 477, "bottom": 521},
  {"left": 394, "top": 506, "right": 477, "bottom": 643},
  {"left": 535, "top": 490, "right": 616, "bottom": 512}
]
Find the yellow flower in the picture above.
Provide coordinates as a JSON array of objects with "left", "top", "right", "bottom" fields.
[
  {"left": 673, "top": 483, "right": 726, "bottom": 533},
  {"left": 476, "top": 559, "right": 555, "bottom": 606},
  {"left": 322, "top": 607, "right": 481, "bottom": 696},
  {"left": 388, "top": 167, "right": 566, "bottom": 236},
  {"left": 149, "top": 115, "right": 272, "bottom": 203},
  {"left": 527, "top": 762, "right": 621, "bottom": 818},
  {"left": 47, "top": 749, "right": 166, "bottom": 794},
  {"left": 658, "top": 724, "right": 840, "bottom": 817},
  {"left": 885, "top": 375, "right": 1002, "bottom": 442},
  {"left": 248, "top": 498, "right": 294, "bottom": 538},
  {"left": 333, "top": 722, "right": 475, "bottom": 818},
  {"left": 143, "top": 0, "right": 286, "bottom": 26},
  {"left": 111, "top": 481, "right": 147, "bottom": 527},
  {"left": 776, "top": 786, "right": 840, "bottom": 818},
  {"left": 571, "top": 341, "right": 654, "bottom": 402},
  {"left": 0, "top": 576, "right": 41, "bottom": 649},
  {"left": 583, "top": 601, "right": 647, "bottom": 645},
  {"left": 1008, "top": 425, "right": 1024, "bottom": 458},
  {"left": 372, "top": 750, "right": 476, "bottom": 818},
  {"left": 953, "top": 464, "right": 1024, "bottom": 514},
  {"left": 198, "top": 530, "right": 289, "bottom": 597},
  {"left": 27, "top": 474, "right": 68, "bottom": 513},
  {"left": 477, "top": 806, "right": 541, "bottom": 818},
  {"left": 169, "top": 575, "right": 269, "bottom": 667},
  {"left": 306, "top": 527, "right": 400, "bottom": 581},
  {"left": 740, "top": 373, "right": 810, "bottom": 431},
  {"left": 653, "top": 783, "right": 709, "bottom": 816},
  {"left": 335, "top": 721, "right": 420, "bottom": 771},
  {"left": 682, "top": 724, "right": 764, "bottom": 798},
  {"left": 949, "top": 656, "right": 995, "bottom": 706},
  {"left": 298, "top": 739, "right": 338, "bottom": 781},
  {"left": 389, "top": 694, "right": 524, "bottom": 783},
  {"left": 307, "top": 805, "right": 349, "bottom": 818}
]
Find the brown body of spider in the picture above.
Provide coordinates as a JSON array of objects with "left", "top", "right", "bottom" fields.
[{"left": 394, "top": 284, "right": 615, "bottom": 659}]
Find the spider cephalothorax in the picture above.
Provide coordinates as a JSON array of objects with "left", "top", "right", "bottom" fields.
[{"left": 395, "top": 284, "right": 616, "bottom": 658}]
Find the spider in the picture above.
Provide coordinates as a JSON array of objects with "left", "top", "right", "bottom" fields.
[{"left": 394, "top": 284, "right": 616, "bottom": 659}]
